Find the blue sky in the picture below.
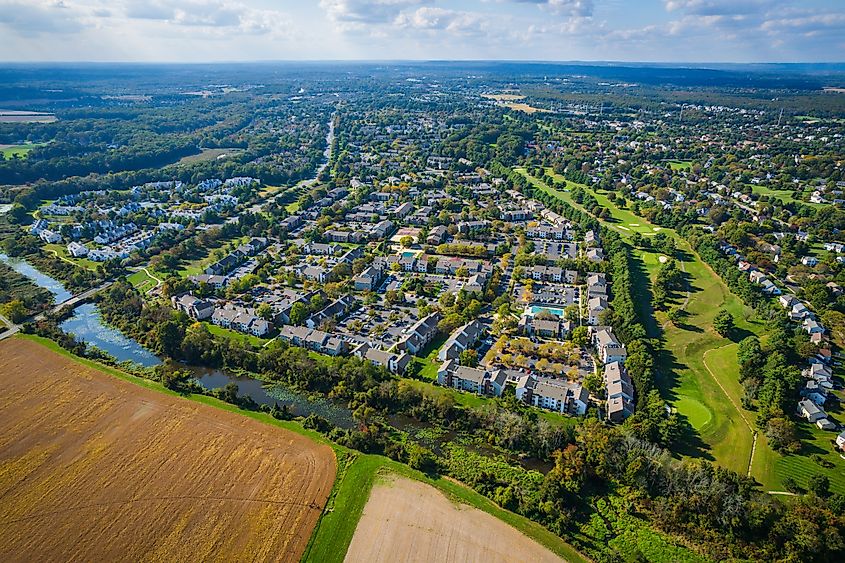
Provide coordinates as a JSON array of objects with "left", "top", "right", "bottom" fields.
[{"left": 1, "top": 1, "right": 843, "bottom": 62}]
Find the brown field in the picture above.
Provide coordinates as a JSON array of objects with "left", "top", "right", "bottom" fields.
[
  {"left": 482, "top": 93, "right": 526, "bottom": 101},
  {"left": 0, "top": 338, "right": 336, "bottom": 563},
  {"left": 344, "top": 475, "right": 564, "bottom": 563},
  {"left": 503, "top": 102, "right": 552, "bottom": 114},
  {"left": 177, "top": 147, "right": 244, "bottom": 164}
]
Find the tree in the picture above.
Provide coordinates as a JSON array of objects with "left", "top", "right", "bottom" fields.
[
  {"left": 808, "top": 474, "right": 831, "bottom": 498},
  {"left": 570, "top": 326, "right": 588, "bottom": 346},
  {"left": 289, "top": 302, "right": 308, "bottom": 325},
  {"left": 407, "top": 443, "right": 438, "bottom": 473},
  {"left": 765, "top": 416, "right": 800, "bottom": 453},
  {"left": 156, "top": 320, "right": 184, "bottom": 358},
  {"left": 713, "top": 309, "right": 734, "bottom": 337},
  {"left": 459, "top": 349, "right": 479, "bottom": 367},
  {"left": 219, "top": 382, "right": 240, "bottom": 404},
  {"left": 400, "top": 235, "right": 414, "bottom": 247},
  {"left": 1, "top": 299, "right": 28, "bottom": 323},
  {"left": 666, "top": 307, "right": 683, "bottom": 325},
  {"left": 256, "top": 303, "right": 274, "bottom": 321}
]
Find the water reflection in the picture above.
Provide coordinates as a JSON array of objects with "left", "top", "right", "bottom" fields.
[
  {"left": 192, "top": 367, "right": 355, "bottom": 429},
  {"left": 0, "top": 252, "right": 72, "bottom": 303},
  {"left": 60, "top": 303, "right": 160, "bottom": 367}
]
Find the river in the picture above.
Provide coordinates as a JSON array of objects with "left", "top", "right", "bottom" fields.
[
  {"left": 191, "top": 367, "right": 355, "bottom": 429},
  {"left": 60, "top": 303, "right": 160, "bottom": 367},
  {"left": 0, "top": 252, "right": 159, "bottom": 365},
  {"left": 1, "top": 252, "right": 72, "bottom": 303}
]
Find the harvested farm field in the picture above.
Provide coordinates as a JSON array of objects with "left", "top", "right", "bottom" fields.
[
  {"left": 0, "top": 338, "right": 336, "bottom": 563},
  {"left": 344, "top": 475, "right": 564, "bottom": 563}
]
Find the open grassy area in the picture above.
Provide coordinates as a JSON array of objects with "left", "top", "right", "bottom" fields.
[
  {"left": 0, "top": 142, "right": 46, "bottom": 159},
  {"left": 205, "top": 322, "right": 270, "bottom": 347},
  {"left": 42, "top": 243, "right": 102, "bottom": 272},
  {"left": 126, "top": 269, "right": 158, "bottom": 293},
  {"left": 748, "top": 183, "right": 827, "bottom": 209},
  {"left": 411, "top": 331, "right": 449, "bottom": 381},
  {"left": 176, "top": 147, "right": 244, "bottom": 165},
  {"left": 666, "top": 160, "right": 692, "bottom": 171}
]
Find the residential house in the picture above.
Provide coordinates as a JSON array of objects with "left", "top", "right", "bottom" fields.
[
  {"left": 437, "top": 320, "right": 484, "bottom": 362},
  {"left": 516, "top": 375, "right": 589, "bottom": 415},
  {"left": 604, "top": 361, "right": 634, "bottom": 423},
  {"left": 593, "top": 327, "right": 627, "bottom": 365},
  {"left": 396, "top": 312, "right": 441, "bottom": 355},
  {"left": 67, "top": 242, "right": 88, "bottom": 257},
  {"left": 797, "top": 399, "right": 826, "bottom": 423},
  {"left": 354, "top": 342, "right": 411, "bottom": 374},
  {"left": 171, "top": 294, "right": 215, "bottom": 321},
  {"left": 354, "top": 265, "right": 384, "bottom": 291},
  {"left": 426, "top": 225, "right": 448, "bottom": 245},
  {"left": 437, "top": 360, "right": 508, "bottom": 396}
]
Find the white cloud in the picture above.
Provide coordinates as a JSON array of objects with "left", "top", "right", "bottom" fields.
[
  {"left": 511, "top": 0, "right": 593, "bottom": 17},
  {"left": 320, "top": 0, "right": 431, "bottom": 24},
  {"left": 396, "top": 7, "right": 488, "bottom": 34},
  {"left": 0, "top": 0, "right": 88, "bottom": 35}
]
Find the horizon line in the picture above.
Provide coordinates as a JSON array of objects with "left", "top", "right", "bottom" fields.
[{"left": 0, "top": 59, "right": 843, "bottom": 67}]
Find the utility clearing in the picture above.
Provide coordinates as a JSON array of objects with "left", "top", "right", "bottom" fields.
[
  {"left": 0, "top": 338, "right": 336, "bottom": 563},
  {"left": 344, "top": 474, "right": 564, "bottom": 563}
]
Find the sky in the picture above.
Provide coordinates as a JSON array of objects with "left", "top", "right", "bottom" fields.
[{"left": 1, "top": 0, "right": 843, "bottom": 63}]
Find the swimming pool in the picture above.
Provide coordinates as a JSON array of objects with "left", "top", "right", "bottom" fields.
[{"left": 530, "top": 305, "right": 565, "bottom": 317}]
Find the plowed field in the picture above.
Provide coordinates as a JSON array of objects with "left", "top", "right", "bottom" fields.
[
  {"left": 345, "top": 475, "right": 564, "bottom": 562},
  {"left": 0, "top": 338, "right": 335, "bottom": 562}
]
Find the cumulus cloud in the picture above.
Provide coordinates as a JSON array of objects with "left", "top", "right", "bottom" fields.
[
  {"left": 511, "top": 0, "right": 593, "bottom": 18},
  {"left": 664, "top": 0, "right": 779, "bottom": 16},
  {"left": 0, "top": 0, "right": 87, "bottom": 35},
  {"left": 120, "top": 1, "right": 289, "bottom": 35},
  {"left": 320, "top": 0, "right": 432, "bottom": 24},
  {"left": 395, "top": 7, "right": 488, "bottom": 34}
]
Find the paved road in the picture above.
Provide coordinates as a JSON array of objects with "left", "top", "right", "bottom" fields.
[{"left": 0, "top": 313, "right": 19, "bottom": 341}]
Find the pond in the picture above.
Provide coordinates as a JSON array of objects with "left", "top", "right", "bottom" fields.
[
  {"left": 60, "top": 303, "right": 160, "bottom": 367},
  {"left": 0, "top": 252, "right": 72, "bottom": 303},
  {"left": 191, "top": 367, "right": 355, "bottom": 429}
]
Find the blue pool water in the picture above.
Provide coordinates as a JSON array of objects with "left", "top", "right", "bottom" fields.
[{"left": 530, "top": 305, "right": 565, "bottom": 317}]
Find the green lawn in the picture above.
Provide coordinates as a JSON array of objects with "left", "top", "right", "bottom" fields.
[
  {"left": 285, "top": 201, "right": 301, "bottom": 213},
  {"left": 127, "top": 269, "right": 159, "bottom": 293},
  {"left": 42, "top": 243, "right": 102, "bottom": 272},
  {"left": 666, "top": 160, "right": 692, "bottom": 171},
  {"left": 773, "top": 423, "right": 845, "bottom": 495},
  {"left": 1, "top": 142, "right": 46, "bottom": 159},
  {"left": 748, "top": 183, "right": 827, "bottom": 209},
  {"left": 205, "top": 322, "right": 270, "bottom": 347},
  {"left": 172, "top": 235, "right": 251, "bottom": 278},
  {"left": 401, "top": 377, "right": 490, "bottom": 409},
  {"left": 411, "top": 332, "right": 450, "bottom": 381}
]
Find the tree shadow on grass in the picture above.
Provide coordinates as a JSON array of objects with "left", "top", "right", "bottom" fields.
[
  {"left": 671, "top": 412, "right": 714, "bottom": 461},
  {"left": 654, "top": 347, "right": 714, "bottom": 461},
  {"left": 728, "top": 326, "right": 755, "bottom": 343}
]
